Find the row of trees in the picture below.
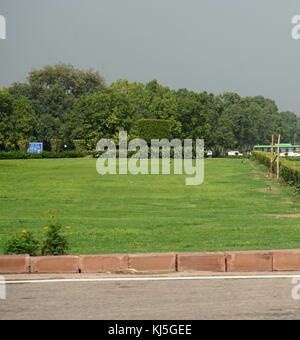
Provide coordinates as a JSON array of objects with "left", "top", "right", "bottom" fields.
[{"left": 1, "top": 64, "right": 300, "bottom": 152}]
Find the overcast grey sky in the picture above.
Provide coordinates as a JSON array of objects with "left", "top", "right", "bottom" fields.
[{"left": 0, "top": 0, "right": 300, "bottom": 113}]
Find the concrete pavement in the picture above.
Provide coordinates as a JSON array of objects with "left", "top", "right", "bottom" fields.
[{"left": 1, "top": 273, "right": 300, "bottom": 320}]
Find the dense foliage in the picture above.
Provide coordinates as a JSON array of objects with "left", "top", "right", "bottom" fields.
[
  {"left": 1, "top": 64, "right": 300, "bottom": 152},
  {"left": 41, "top": 224, "right": 69, "bottom": 256},
  {"left": 50, "top": 139, "right": 63, "bottom": 153},
  {"left": 0, "top": 150, "right": 83, "bottom": 159},
  {"left": 5, "top": 231, "right": 40, "bottom": 256},
  {"left": 137, "top": 119, "right": 172, "bottom": 143},
  {"left": 253, "top": 151, "right": 300, "bottom": 191}
]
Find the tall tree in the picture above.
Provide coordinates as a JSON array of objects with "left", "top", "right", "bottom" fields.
[
  {"left": 0, "top": 90, "right": 15, "bottom": 150},
  {"left": 13, "top": 96, "right": 37, "bottom": 142},
  {"left": 65, "top": 89, "right": 136, "bottom": 149}
]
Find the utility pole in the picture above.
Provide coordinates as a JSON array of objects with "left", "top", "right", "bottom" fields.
[
  {"left": 277, "top": 134, "right": 281, "bottom": 180},
  {"left": 270, "top": 135, "right": 274, "bottom": 177}
]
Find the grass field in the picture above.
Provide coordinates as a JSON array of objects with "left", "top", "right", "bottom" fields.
[{"left": 1, "top": 158, "right": 300, "bottom": 254}]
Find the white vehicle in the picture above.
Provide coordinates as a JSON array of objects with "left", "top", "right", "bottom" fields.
[
  {"left": 228, "top": 151, "right": 243, "bottom": 156},
  {"left": 207, "top": 150, "right": 213, "bottom": 157},
  {"left": 280, "top": 152, "right": 300, "bottom": 157}
]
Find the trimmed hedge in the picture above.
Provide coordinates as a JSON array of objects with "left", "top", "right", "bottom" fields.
[
  {"left": 221, "top": 155, "right": 250, "bottom": 159},
  {"left": 137, "top": 119, "right": 172, "bottom": 144},
  {"left": 17, "top": 140, "right": 29, "bottom": 153},
  {"left": 50, "top": 139, "right": 63, "bottom": 153},
  {"left": 73, "top": 140, "right": 86, "bottom": 153},
  {"left": 286, "top": 157, "right": 300, "bottom": 162},
  {"left": 253, "top": 151, "right": 300, "bottom": 191},
  {"left": 0, "top": 151, "right": 84, "bottom": 160}
]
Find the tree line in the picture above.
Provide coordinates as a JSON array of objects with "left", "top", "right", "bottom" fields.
[{"left": 0, "top": 63, "right": 299, "bottom": 153}]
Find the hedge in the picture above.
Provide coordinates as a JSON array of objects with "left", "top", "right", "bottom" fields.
[
  {"left": 17, "top": 140, "right": 29, "bottom": 153},
  {"left": 253, "top": 151, "right": 300, "bottom": 191},
  {"left": 50, "top": 139, "right": 63, "bottom": 153},
  {"left": 73, "top": 140, "right": 86, "bottom": 153},
  {"left": 137, "top": 119, "right": 172, "bottom": 144},
  {"left": 0, "top": 151, "right": 84, "bottom": 160}
]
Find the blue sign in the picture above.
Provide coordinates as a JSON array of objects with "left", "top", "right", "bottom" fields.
[{"left": 28, "top": 143, "right": 43, "bottom": 153}]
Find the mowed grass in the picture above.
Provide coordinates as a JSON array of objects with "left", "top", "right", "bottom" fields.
[{"left": 1, "top": 158, "right": 300, "bottom": 254}]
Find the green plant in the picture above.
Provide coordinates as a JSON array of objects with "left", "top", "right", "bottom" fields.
[
  {"left": 5, "top": 231, "right": 40, "bottom": 256},
  {"left": 253, "top": 151, "right": 300, "bottom": 192},
  {"left": 17, "top": 140, "right": 29, "bottom": 153},
  {"left": 41, "top": 224, "right": 69, "bottom": 256},
  {"left": 137, "top": 119, "right": 172, "bottom": 144},
  {"left": 0, "top": 150, "right": 84, "bottom": 160},
  {"left": 73, "top": 140, "right": 86, "bottom": 153},
  {"left": 50, "top": 139, "right": 63, "bottom": 153}
]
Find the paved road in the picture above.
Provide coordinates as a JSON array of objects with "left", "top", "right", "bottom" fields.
[{"left": 1, "top": 275, "right": 300, "bottom": 320}]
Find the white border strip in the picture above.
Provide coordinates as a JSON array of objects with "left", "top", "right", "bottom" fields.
[{"left": 6, "top": 274, "right": 300, "bottom": 285}]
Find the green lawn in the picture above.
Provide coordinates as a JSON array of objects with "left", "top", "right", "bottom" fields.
[{"left": 1, "top": 158, "right": 300, "bottom": 254}]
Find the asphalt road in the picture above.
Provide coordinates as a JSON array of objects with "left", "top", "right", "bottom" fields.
[{"left": 1, "top": 275, "right": 300, "bottom": 320}]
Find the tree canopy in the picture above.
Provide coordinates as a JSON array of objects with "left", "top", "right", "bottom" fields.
[{"left": 1, "top": 63, "right": 299, "bottom": 152}]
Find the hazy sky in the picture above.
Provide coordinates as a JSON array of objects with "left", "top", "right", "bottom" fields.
[{"left": 1, "top": 0, "right": 300, "bottom": 113}]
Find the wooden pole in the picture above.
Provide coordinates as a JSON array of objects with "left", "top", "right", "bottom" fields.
[
  {"left": 277, "top": 134, "right": 281, "bottom": 180},
  {"left": 270, "top": 135, "right": 274, "bottom": 177}
]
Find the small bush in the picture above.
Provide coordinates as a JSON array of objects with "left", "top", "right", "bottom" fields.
[
  {"left": 73, "top": 140, "right": 86, "bottom": 153},
  {"left": 50, "top": 139, "right": 63, "bottom": 153},
  {"left": 17, "top": 140, "right": 29, "bottom": 153},
  {"left": 5, "top": 231, "right": 40, "bottom": 256},
  {"left": 60, "top": 150, "right": 84, "bottom": 158},
  {"left": 41, "top": 224, "right": 69, "bottom": 256},
  {"left": 0, "top": 151, "right": 24, "bottom": 159}
]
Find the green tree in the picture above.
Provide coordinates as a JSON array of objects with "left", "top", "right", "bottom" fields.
[
  {"left": 28, "top": 64, "right": 106, "bottom": 96},
  {"left": 0, "top": 90, "right": 16, "bottom": 150},
  {"left": 8, "top": 64, "right": 107, "bottom": 147},
  {"left": 13, "top": 96, "right": 37, "bottom": 141},
  {"left": 214, "top": 114, "right": 237, "bottom": 149},
  {"left": 278, "top": 111, "right": 299, "bottom": 144},
  {"left": 65, "top": 89, "right": 136, "bottom": 149},
  {"left": 175, "top": 89, "right": 212, "bottom": 143}
]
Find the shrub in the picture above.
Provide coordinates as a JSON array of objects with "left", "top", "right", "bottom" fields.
[
  {"left": 73, "top": 140, "right": 86, "bottom": 153},
  {"left": 0, "top": 151, "right": 84, "bottom": 160},
  {"left": 0, "top": 151, "right": 25, "bottom": 159},
  {"left": 137, "top": 119, "right": 172, "bottom": 144},
  {"left": 17, "top": 140, "right": 29, "bottom": 153},
  {"left": 5, "top": 231, "right": 40, "bottom": 256},
  {"left": 60, "top": 150, "right": 84, "bottom": 158},
  {"left": 92, "top": 149, "right": 142, "bottom": 159},
  {"left": 253, "top": 151, "right": 300, "bottom": 191},
  {"left": 41, "top": 224, "right": 69, "bottom": 256},
  {"left": 50, "top": 139, "right": 63, "bottom": 153}
]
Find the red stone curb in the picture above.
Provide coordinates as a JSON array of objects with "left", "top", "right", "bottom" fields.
[
  {"left": 1, "top": 250, "right": 300, "bottom": 274},
  {"left": 30, "top": 256, "right": 79, "bottom": 273},
  {"left": 177, "top": 252, "right": 226, "bottom": 272},
  {"left": 273, "top": 250, "right": 300, "bottom": 271},
  {"left": 79, "top": 255, "right": 128, "bottom": 273},
  {"left": 0, "top": 255, "right": 30, "bottom": 274},
  {"left": 226, "top": 251, "right": 273, "bottom": 272},
  {"left": 128, "top": 253, "right": 176, "bottom": 273}
]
